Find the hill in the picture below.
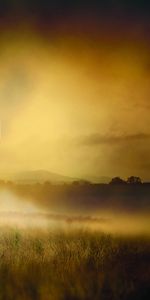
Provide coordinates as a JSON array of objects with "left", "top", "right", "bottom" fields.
[{"left": 0, "top": 170, "right": 78, "bottom": 184}]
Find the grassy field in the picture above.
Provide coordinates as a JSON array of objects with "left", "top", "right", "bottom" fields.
[{"left": 0, "top": 228, "right": 149, "bottom": 300}]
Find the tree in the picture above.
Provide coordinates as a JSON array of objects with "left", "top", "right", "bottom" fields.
[
  {"left": 127, "top": 176, "right": 142, "bottom": 184},
  {"left": 72, "top": 180, "right": 91, "bottom": 186},
  {"left": 44, "top": 181, "right": 51, "bottom": 186},
  {"left": 109, "top": 177, "right": 126, "bottom": 185}
]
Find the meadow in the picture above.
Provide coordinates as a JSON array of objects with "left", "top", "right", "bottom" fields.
[{"left": 0, "top": 227, "right": 149, "bottom": 300}]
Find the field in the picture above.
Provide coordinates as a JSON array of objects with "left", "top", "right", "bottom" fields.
[{"left": 0, "top": 227, "right": 149, "bottom": 300}]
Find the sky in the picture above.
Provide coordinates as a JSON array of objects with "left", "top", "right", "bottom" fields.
[{"left": 0, "top": 1, "right": 150, "bottom": 180}]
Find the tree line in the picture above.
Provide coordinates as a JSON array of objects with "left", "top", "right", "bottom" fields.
[{"left": 109, "top": 176, "right": 142, "bottom": 185}]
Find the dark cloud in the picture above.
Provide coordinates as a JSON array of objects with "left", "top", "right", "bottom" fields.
[
  {"left": 1, "top": 1, "right": 150, "bottom": 15},
  {"left": 104, "top": 137, "right": 150, "bottom": 180},
  {"left": 80, "top": 133, "right": 150, "bottom": 146},
  {"left": 0, "top": 1, "right": 150, "bottom": 29}
]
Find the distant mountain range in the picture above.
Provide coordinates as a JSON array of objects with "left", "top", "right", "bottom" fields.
[
  {"left": 3, "top": 170, "right": 77, "bottom": 184},
  {"left": 0, "top": 170, "right": 111, "bottom": 184}
]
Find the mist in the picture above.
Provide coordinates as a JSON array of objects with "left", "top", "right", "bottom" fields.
[
  {"left": 0, "top": 187, "right": 149, "bottom": 236},
  {"left": 0, "top": 31, "right": 150, "bottom": 180}
]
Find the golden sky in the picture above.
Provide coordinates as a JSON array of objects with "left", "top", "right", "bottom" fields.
[{"left": 0, "top": 2, "right": 150, "bottom": 180}]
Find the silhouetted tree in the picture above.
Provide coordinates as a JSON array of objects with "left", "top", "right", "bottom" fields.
[
  {"left": 72, "top": 180, "right": 91, "bottom": 186},
  {"left": 109, "top": 177, "right": 126, "bottom": 185},
  {"left": 127, "top": 176, "right": 142, "bottom": 184},
  {"left": 44, "top": 181, "right": 51, "bottom": 186},
  {"left": 80, "top": 180, "right": 91, "bottom": 185},
  {"left": 72, "top": 181, "right": 80, "bottom": 186}
]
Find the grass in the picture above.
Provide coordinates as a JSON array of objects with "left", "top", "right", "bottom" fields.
[{"left": 0, "top": 228, "right": 149, "bottom": 300}]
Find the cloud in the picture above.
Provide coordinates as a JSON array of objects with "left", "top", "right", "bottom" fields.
[
  {"left": 80, "top": 133, "right": 150, "bottom": 146},
  {"left": 75, "top": 133, "right": 150, "bottom": 179}
]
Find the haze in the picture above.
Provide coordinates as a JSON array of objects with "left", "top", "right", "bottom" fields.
[
  {"left": 0, "top": 189, "right": 149, "bottom": 236},
  {"left": 0, "top": 1, "right": 150, "bottom": 181}
]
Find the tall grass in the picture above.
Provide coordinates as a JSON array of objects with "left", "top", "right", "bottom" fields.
[{"left": 0, "top": 228, "right": 149, "bottom": 300}]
